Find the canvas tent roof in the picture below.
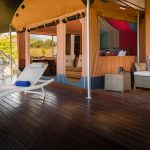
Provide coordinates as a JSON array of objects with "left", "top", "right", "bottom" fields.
[
  {"left": 113, "top": 0, "right": 145, "bottom": 11},
  {"left": 12, "top": 0, "right": 145, "bottom": 31},
  {"left": 0, "top": 0, "right": 22, "bottom": 33},
  {"left": 12, "top": 0, "right": 85, "bottom": 31}
]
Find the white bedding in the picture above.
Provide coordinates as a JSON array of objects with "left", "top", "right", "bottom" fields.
[{"left": 134, "top": 71, "right": 150, "bottom": 76}]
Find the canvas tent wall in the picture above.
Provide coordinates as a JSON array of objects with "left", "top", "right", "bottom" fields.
[
  {"left": 12, "top": 0, "right": 144, "bottom": 31},
  {"left": 12, "top": 0, "right": 145, "bottom": 89},
  {"left": 11, "top": 0, "right": 85, "bottom": 31},
  {"left": 100, "top": 18, "right": 119, "bottom": 49},
  {"left": 113, "top": 0, "right": 145, "bottom": 11}
]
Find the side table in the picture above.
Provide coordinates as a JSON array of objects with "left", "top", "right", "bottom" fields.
[{"left": 104, "top": 72, "right": 131, "bottom": 93}]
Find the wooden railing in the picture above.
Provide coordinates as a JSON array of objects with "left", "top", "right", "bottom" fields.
[{"left": 94, "top": 56, "right": 136, "bottom": 76}]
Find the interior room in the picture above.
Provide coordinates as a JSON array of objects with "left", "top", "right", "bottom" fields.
[
  {"left": 29, "top": 25, "right": 57, "bottom": 77},
  {"left": 100, "top": 17, "right": 137, "bottom": 56},
  {"left": 65, "top": 19, "right": 82, "bottom": 82}
]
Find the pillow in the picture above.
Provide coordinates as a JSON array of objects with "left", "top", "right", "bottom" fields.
[
  {"left": 65, "top": 55, "right": 74, "bottom": 67},
  {"left": 122, "top": 51, "right": 127, "bottom": 56},
  {"left": 66, "top": 58, "right": 74, "bottom": 67},
  {"left": 77, "top": 55, "right": 82, "bottom": 68},
  {"left": 15, "top": 81, "right": 31, "bottom": 87},
  {"left": 30, "top": 63, "right": 45, "bottom": 68},
  {"left": 135, "top": 63, "right": 146, "bottom": 71},
  {"left": 74, "top": 56, "right": 79, "bottom": 67},
  {"left": 118, "top": 50, "right": 123, "bottom": 56}
]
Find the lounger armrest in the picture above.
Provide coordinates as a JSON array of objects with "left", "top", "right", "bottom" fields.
[
  {"left": 38, "top": 79, "right": 50, "bottom": 83},
  {"left": 21, "top": 78, "right": 55, "bottom": 92}
]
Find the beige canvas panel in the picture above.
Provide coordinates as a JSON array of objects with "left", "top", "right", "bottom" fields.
[
  {"left": 92, "top": 0, "right": 138, "bottom": 22},
  {"left": 12, "top": 0, "right": 85, "bottom": 31},
  {"left": 12, "top": 0, "right": 142, "bottom": 31},
  {"left": 115, "top": 0, "right": 145, "bottom": 11}
]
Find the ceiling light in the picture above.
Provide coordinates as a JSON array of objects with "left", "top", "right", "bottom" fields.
[{"left": 120, "top": 5, "right": 126, "bottom": 10}]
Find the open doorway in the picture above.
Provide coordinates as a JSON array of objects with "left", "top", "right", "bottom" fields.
[
  {"left": 65, "top": 19, "right": 82, "bottom": 82},
  {"left": 29, "top": 25, "right": 57, "bottom": 77}
]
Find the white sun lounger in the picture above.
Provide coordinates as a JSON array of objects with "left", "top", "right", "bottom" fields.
[{"left": 0, "top": 63, "right": 54, "bottom": 99}]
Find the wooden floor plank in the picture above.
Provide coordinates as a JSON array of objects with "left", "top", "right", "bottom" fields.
[
  {"left": 0, "top": 103, "right": 48, "bottom": 150},
  {"left": 0, "top": 86, "right": 150, "bottom": 149},
  {"left": 4, "top": 95, "right": 123, "bottom": 150},
  {"left": 11, "top": 91, "right": 149, "bottom": 149}
]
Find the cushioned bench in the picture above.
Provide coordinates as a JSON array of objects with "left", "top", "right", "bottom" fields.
[
  {"left": 134, "top": 71, "right": 150, "bottom": 89},
  {"left": 134, "top": 63, "right": 150, "bottom": 89},
  {"left": 65, "top": 55, "right": 82, "bottom": 81}
]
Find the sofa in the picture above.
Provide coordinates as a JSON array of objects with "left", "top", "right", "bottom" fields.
[
  {"left": 65, "top": 55, "right": 82, "bottom": 81},
  {"left": 134, "top": 63, "right": 150, "bottom": 89}
]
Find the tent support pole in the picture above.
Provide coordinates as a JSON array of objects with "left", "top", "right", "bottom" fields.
[
  {"left": 9, "top": 25, "right": 13, "bottom": 75},
  {"left": 86, "top": 0, "right": 92, "bottom": 99},
  {"left": 137, "top": 11, "right": 140, "bottom": 63}
]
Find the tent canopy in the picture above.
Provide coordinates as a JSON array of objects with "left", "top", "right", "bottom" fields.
[
  {"left": 12, "top": 0, "right": 85, "bottom": 31},
  {"left": 0, "top": 0, "right": 22, "bottom": 33},
  {"left": 106, "top": 18, "right": 137, "bottom": 32},
  {"left": 113, "top": 0, "right": 145, "bottom": 11},
  {"left": 12, "top": 0, "right": 144, "bottom": 31},
  {"left": 100, "top": 18, "right": 137, "bottom": 55}
]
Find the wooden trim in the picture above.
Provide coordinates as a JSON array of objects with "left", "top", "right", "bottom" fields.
[
  {"left": 139, "top": 18, "right": 146, "bottom": 62},
  {"left": 25, "top": 31, "right": 30, "bottom": 65},
  {"left": 18, "top": 32, "right": 25, "bottom": 69}
]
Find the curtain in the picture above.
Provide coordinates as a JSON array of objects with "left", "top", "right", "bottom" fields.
[{"left": 100, "top": 18, "right": 119, "bottom": 49}]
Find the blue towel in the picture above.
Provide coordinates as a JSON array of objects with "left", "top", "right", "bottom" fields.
[{"left": 15, "top": 81, "right": 31, "bottom": 87}]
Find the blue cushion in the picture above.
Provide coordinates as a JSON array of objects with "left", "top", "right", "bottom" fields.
[{"left": 15, "top": 81, "right": 31, "bottom": 87}]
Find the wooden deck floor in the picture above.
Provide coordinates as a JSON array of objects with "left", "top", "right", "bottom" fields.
[{"left": 0, "top": 85, "right": 150, "bottom": 150}]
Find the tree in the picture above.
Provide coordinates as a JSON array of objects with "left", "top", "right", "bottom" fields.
[{"left": 0, "top": 34, "right": 17, "bottom": 62}]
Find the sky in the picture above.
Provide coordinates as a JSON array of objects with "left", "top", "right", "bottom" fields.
[
  {"left": 30, "top": 34, "right": 57, "bottom": 42},
  {"left": 0, "top": 32, "right": 16, "bottom": 37},
  {"left": 0, "top": 33, "right": 57, "bottom": 42}
]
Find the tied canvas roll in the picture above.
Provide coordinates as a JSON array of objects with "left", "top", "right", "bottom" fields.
[{"left": 15, "top": 81, "right": 31, "bottom": 87}]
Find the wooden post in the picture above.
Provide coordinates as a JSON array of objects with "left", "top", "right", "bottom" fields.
[
  {"left": 17, "top": 32, "right": 26, "bottom": 70},
  {"left": 25, "top": 30, "right": 30, "bottom": 65},
  {"left": 57, "top": 23, "right": 66, "bottom": 82},
  {"left": 145, "top": 0, "right": 150, "bottom": 59}
]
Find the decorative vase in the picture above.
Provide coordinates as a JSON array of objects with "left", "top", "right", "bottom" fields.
[{"left": 118, "top": 67, "right": 125, "bottom": 74}]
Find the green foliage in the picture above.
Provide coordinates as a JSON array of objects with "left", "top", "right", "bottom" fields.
[
  {"left": 0, "top": 34, "right": 18, "bottom": 62},
  {"left": 0, "top": 34, "right": 57, "bottom": 63},
  {"left": 30, "top": 39, "right": 57, "bottom": 57},
  {"left": 30, "top": 39, "right": 57, "bottom": 49}
]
